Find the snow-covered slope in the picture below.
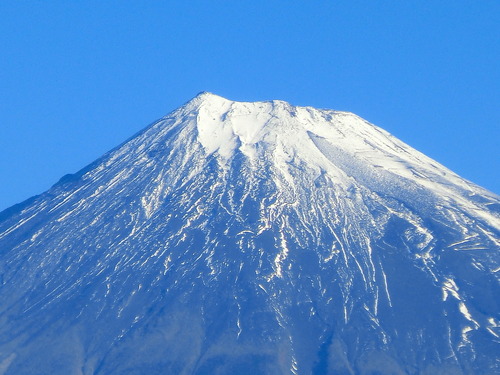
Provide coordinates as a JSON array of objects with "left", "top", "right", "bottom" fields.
[{"left": 0, "top": 92, "right": 499, "bottom": 374}]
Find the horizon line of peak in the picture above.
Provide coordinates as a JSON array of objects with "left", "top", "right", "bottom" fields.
[
  {"left": 190, "top": 92, "right": 297, "bottom": 107},
  {"left": 195, "top": 91, "right": 222, "bottom": 99},
  {"left": 185, "top": 92, "right": 353, "bottom": 115}
]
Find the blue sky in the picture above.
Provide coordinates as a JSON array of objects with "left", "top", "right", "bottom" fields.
[{"left": 1, "top": 1, "right": 499, "bottom": 210}]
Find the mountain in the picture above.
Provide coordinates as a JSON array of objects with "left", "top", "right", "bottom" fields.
[{"left": 0, "top": 92, "right": 499, "bottom": 374}]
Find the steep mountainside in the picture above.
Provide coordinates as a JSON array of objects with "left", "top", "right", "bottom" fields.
[{"left": 0, "top": 93, "right": 499, "bottom": 374}]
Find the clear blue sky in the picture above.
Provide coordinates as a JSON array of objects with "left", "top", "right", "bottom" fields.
[{"left": 1, "top": 1, "right": 499, "bottom": 210}]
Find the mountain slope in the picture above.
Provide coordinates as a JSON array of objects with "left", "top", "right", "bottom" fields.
[{"left": 0, "top": 93, "right": 499, "bottom": 374}]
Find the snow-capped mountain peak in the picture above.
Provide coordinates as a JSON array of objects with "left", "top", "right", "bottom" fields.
[{"left": 0, "top": 94, "right": 498, "bottom": 374}]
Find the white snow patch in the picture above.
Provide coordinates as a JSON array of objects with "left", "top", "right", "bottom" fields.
[
  {"left": 458, "top": 302, "right": 480, "bottom": 328},
  {"left": 0, "top": 354, "right": 16, "bottom": 375},
  {"left": 442, "top": 278, "right": 461, "bottom": 302}
]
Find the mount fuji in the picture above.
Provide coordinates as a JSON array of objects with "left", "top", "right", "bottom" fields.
[{"left": 0, "top": 93, "right": 499, "bottom": 374}]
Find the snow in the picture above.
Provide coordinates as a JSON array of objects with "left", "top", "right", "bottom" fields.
[
  {"left": 442, "top": 278, "right": 460, "bottom": 302},
  {"left": 187, "top": 93, "right": 500, "bottom": 233}
]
